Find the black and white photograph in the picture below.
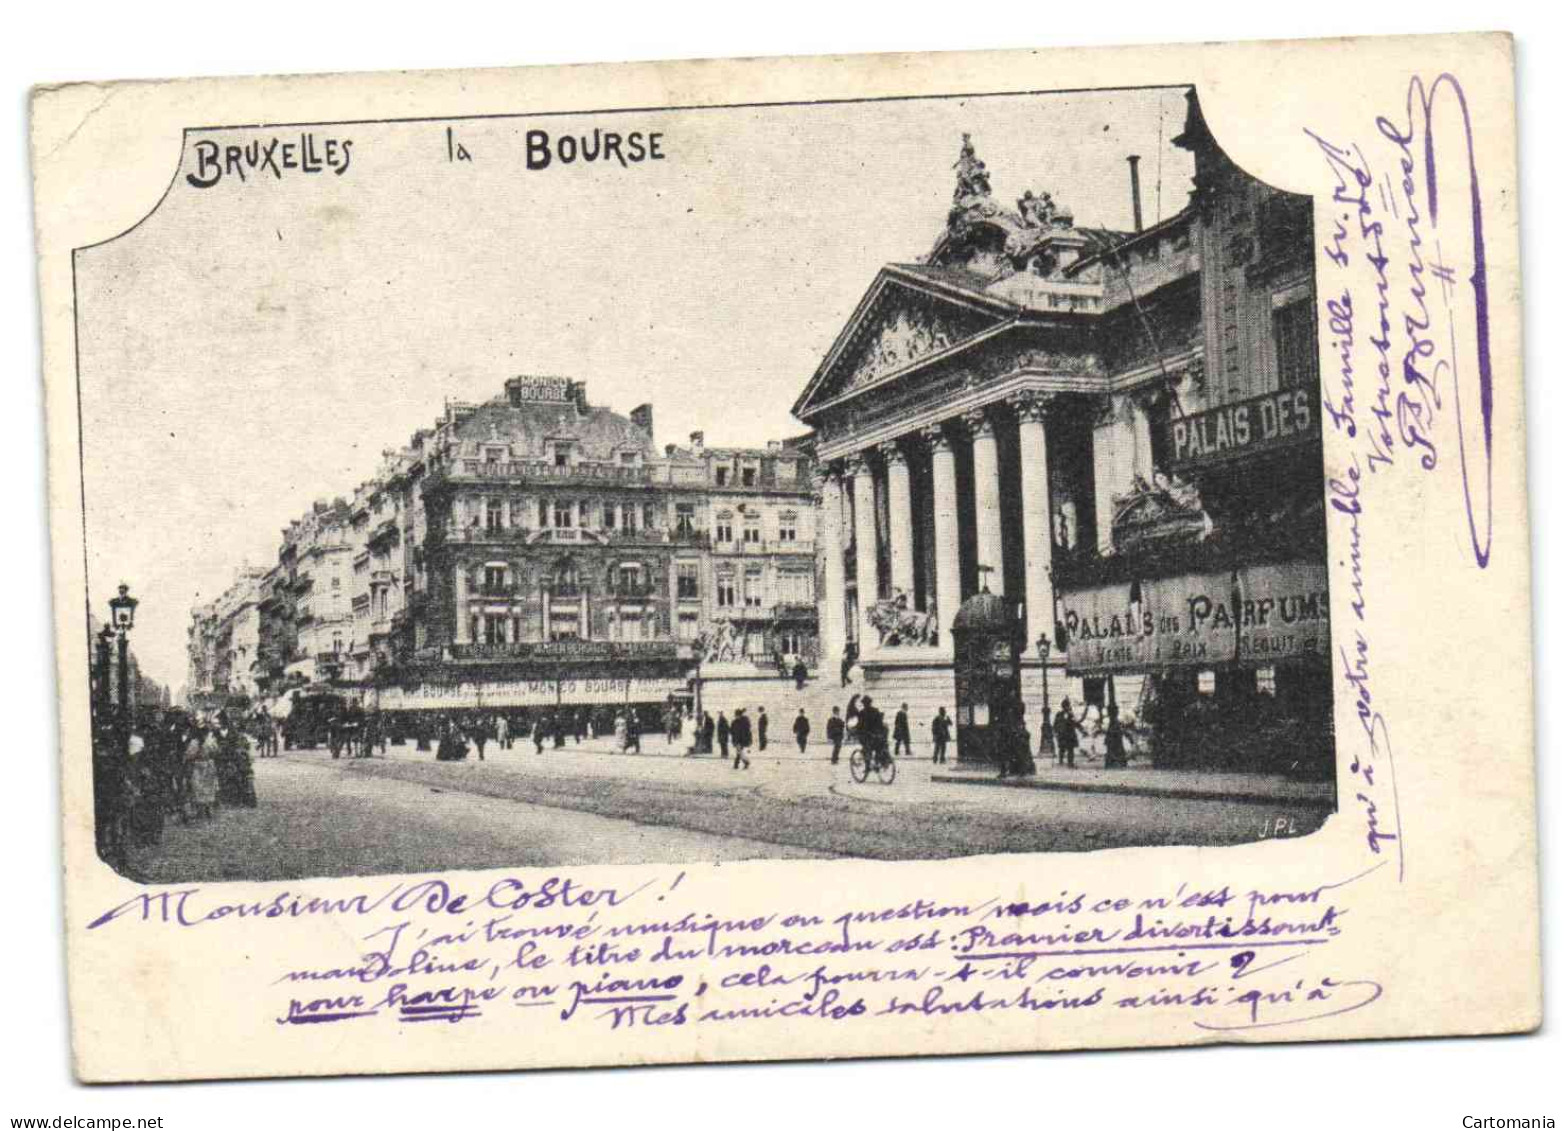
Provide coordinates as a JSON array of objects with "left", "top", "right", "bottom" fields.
[
  {"left": 75, "top": 84, "right": 1336, "bottom": 883},
  {"left": 26, "top": 23, "right": 1543, "bottom": 1098}
]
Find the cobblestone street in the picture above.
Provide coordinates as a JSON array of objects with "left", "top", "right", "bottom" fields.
[{"left": 127, "top": 736, "right": 1331, "bottom": 881}]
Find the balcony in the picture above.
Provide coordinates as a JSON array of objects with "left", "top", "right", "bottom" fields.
[
  {"left": 713, "top": 538, "right": 815, "bottom": 555},
  {"left": 367, "top": 518, "right": 400, "bottom": 549},
  {"left": 774, "top": 602, "right": 819, "bottom": 621},
  {"left": 607, "top": 582, "right": 659, "bottom": 600}
]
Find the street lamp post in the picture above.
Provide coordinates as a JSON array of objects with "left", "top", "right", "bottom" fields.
[
  {"left": 1037, "top": 631, "right": 1055, "bottom": 765},
  {"left": 100, "top": 584, "right": 138, "bottom": 870}
]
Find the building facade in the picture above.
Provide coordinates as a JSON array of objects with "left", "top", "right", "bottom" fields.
[{"left": 793, "top": 93, "right": 1331, "bottom": 774}]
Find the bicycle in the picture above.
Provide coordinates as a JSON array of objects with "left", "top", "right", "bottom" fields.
[{"left": 848, "top": 742, "right": 897, "bottom": 785}]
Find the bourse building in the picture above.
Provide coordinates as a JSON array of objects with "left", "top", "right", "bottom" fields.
[{"left": 794, "top": 92, "right": 1333, "bottom": 776}]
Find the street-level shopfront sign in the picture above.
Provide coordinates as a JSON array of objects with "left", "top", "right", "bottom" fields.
[
  {"left": 369, "top": 675, "right": 688, "bottom": 710},
  {"left": 1061, "top": 560, "right": 1329, "bottom": 674},
  {"left": 1158, "top": 386, "right": 1319, "bottom": 471},
  {"left": 445, "top": 640, "right": 681, "bottom": 663}
]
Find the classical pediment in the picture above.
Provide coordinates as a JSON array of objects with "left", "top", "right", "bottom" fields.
[{"left": 793, "top": 268, "right": 1016, "bottom": 420}]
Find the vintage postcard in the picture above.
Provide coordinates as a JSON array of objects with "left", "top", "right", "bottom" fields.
[{"left": 31, "top": 33, "right": 1535, "bottom": 1082}]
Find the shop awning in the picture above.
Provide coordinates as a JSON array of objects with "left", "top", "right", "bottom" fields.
[{"left": 1060, "top": 560, "right": 1329, "bottom": 676}]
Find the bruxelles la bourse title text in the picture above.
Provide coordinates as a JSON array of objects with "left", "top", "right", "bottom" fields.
[{"left": 184, "top": 125, "right": 666, "bottom": 189}]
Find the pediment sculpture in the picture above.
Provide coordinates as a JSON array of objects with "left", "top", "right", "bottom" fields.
[{"left": 841, "top": 304, "right": 964, "bottom": 393}]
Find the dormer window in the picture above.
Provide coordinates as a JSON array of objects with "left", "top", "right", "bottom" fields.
[
  {"left": 555, "top": 451, "right": 570, "bottom": 468},
  {"left": 715, "top": 466, "right": 729, "bottom": 486}
]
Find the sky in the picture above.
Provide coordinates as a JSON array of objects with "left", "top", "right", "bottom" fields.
[{"left": 73, "top": 85, "right": 1194, "bottom": 689}]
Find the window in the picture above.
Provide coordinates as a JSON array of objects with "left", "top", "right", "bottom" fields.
[
  {"left": 716, "top": 571, "right": 736, "bottom": 608},
  {"left": 603, "top": 503, "right": 616, "bottom": 529},
  {"left": 743, "top": 566, "right": 763, "bottom": 608},
  {"left": 778, "top": 571, "right": 813, "bottom": 604},
  {"left": 617, "top": 563, "right": 643, "bottom": 594},
  {"left": 643, "top": 503, "right": 657, "bottom": 529},
  {"left": 482, "top": 614, "right": 508, "bottom": 644},
  {"left": 743, "top": 515, "right": 762, "bottom": 544},
  {"left": 675, "top": 503, "right": 696, "bottom": 536},
  {"left": 741, "top": 465, "right": 757, "bottom": 487},
  {"left": 677, "top": 611, "right": 699, "bottom": 642},
  {"left": 553, "top": 500, "right": 574, "bottom": 528},
  {"left": 485, "top": 499, "right": 504, "bottom": 533},
  {"left": 715, "top": 466, "right": 729, "bottom": 487},
  {"left": 484, "top": 565, "right": 507, "bottom": 594},
  {"left": 1274, "top": 301, "right": 1317, "bottom": 390},
  {"left": 778, "top": 511, "right": 798, "bottom": 542},
  {"left": 619, "top": 451, "right": 637, "bottom": 466},
  {"left": 677, "top": 562, "right": 699, "bottom": 600},
  {"left": 715, "top": 511, "right": 734, "bottom": 543},
  {"left": 538, "top": 499, "right": 549, "bottom": 526},
  {"left": 484, "top": 446, "right": 507, "bottom": 464}
]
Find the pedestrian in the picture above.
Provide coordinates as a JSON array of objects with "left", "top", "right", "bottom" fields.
[
  {"left": 701, "top": 711, "right": 715, "bottom": 755},
  {"left": 931, "top": 706, "right": 952, "bottom": 764},
  {"left": 794, "top": 658, "right": 807, "bottom": 691},
  {"left": 826, "top": 706, "right": 846, "bottom": 764},
  {"left": 624, "top": 709, "right": 642, "bottom": 753},
  {"left": 731, "top": 708, "right": 752, "bottom": 770},
  {"left": 792, "top": 708, "right": 810, "bottom": 753},
  {"left": 757, "top": 707, "right": 769, "bottom": 752},
  {"left": 575, "top": 708, "right": 588, "bottom": 744},
  {"left": 187, "top": 726, "right": 218, "bottom": 820},
  {"left": 893, "top": 703, "right": 912, "bottom": 757},
  {"left": 1053, "top": 698, "right": 1084, "bottom": 768},
  {"left": 471, "top": 715, "right": 490, "bottom": 761},
  {"left": 437, "top": 716, "right": 469, "bottom": 762},
  {"left": 496, "top": 713, "right": 510, "bottom": 751},
  {"left": 533, "top": 713, "right": 548, "bottom": 754},
  {"left": 555, "top": 711, "right": 568, "bottom": 749},
  {"left": 717, "top": 711, "right": 731, "bottom": 762},
  {"left": 840, "top": 642, "right": 857, "bottom": 688}
]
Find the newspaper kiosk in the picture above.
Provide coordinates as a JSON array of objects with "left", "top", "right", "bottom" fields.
[{"left": 951, "top": 589, "right": 1033, "bottom": 773}]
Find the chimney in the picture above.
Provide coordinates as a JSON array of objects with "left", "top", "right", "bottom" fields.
[
  {"left": 631, "top": 403, "right": 654, "bottom": 436},
  {"left": 690, "top": 430, "right": 705, "bottom": 451},
  {"left": 665, "top": 443, "right": 677, "bottom": 457},
  {"left": 1127, "top": 155, "right": 1144, "bottom": 233}
]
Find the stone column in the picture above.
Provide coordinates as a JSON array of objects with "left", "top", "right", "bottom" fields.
[
  {"left": 814, "top": 466, "right": 848, "bottom": 666},
  {"left": 1011, "top": 391, "right": 1057, "bottom": 650},
  {"left": 845, "top": 452, "right": 880, "bottom": 649},
  {"left": 454, "top": 564, "right": 471, "bottom": 643},
  {"left": 922, "top": 423, "right": 961, "bottom": 652},
  {"left": 962, "top": 407, "right": 1005, "bottom": 594},
  {"left": 879, "top": 440, "right": 915, "bottom": 604}
]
